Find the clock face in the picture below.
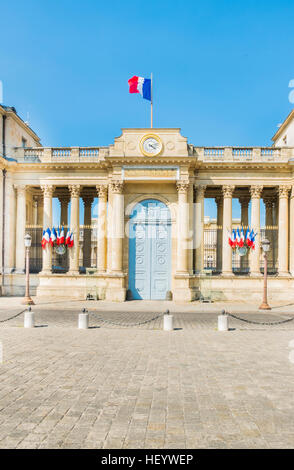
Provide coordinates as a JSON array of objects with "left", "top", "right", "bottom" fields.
[{"left": 140, "top": 135, "right": 162, "bottom": 156}]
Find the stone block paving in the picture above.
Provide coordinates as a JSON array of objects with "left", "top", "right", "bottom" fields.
[
  {"left": 1, "top": 305, "right": 294, "bottom": 331},
  {"left": 1, "top": 304, "right": 294, "bottom": 448}
]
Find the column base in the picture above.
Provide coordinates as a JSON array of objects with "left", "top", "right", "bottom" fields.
[
  {"left": 68, "top": 270, "right": 80, "bottom": 276},
  {"left": 4, "top": 268, "right": 15, "bottom": 274},
  {"left": 14, "top": 269, "right": 25, "bottom": 274},
  {"left": 40, "top": 270, "right": 52, "bottom": 276},
  {"left": 222, "top": 271, "right": 233, "bottom": 277},
  {"left": 105, "top": 288, "right": 126, "bottom": 302},
  {"left": 105, "top": 272, "right": 126, "bottom": 301},
  {"left": 173, "top": 288, "right": 195, "bottom": 302},
  {"left": 278, "top": 271, "right": 291, "bottom": 277},
  {"left": 173, "top": 274, "right": 197, "bottom": 302}
]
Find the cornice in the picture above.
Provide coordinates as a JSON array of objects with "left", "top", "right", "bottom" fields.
[
  {"left": 272, "top": 110, "right": 294, "bottom": 142},
  {"left": 13, "top": 161, "right": 111, "bottom": 171},
  {"left": 5, "top": 111, "right": 41, "bottom": 144},
  {"left": 107, "top": 156, "right": 196, "bottom": 166},
  {"left": 198, "top": 161, "right": 292, "bottom": 171}
]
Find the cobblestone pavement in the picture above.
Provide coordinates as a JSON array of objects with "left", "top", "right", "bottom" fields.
[
  {"left": 1, "top": 306, "right": 294, "bottom": 330},
  {"left": 1, "top": 302, "right": 294, "bottom": 449}
]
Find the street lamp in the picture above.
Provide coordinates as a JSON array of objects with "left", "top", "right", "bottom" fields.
[
  {"left": 22, "top": 233, "right": 34, "bottom": 305},
  {"left": 259, "top": 238, "right": 271, "bottom": 310}
]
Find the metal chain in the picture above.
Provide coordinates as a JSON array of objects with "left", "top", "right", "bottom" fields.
[
  {"left": 227, "top": 312, "right": 294, "bottom": 326},
  {"left": 88, "top": 311, "right": 165, "bottom": 327},
  {"left": 0, "top": 309, "right": 27, "bottom": 324}
]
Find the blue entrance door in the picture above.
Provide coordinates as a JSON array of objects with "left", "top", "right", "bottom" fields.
[{"left": 129, "top": 200, "right": 171, "bottom": 300}]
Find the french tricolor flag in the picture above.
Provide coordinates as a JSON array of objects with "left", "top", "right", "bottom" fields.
[
  {"left": 128, "top": 76, "right": 151, "bottom": 101},
  {"left": 41, "top": 228, "right": 51, "bottom": 249}
]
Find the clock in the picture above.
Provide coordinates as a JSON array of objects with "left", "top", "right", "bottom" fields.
[{"left": 140, "top": 134, "right": 163, "bottom": 157}]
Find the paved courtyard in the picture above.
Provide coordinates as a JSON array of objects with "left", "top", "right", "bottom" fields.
[{"left": 1, "top": 298, "right": 294, "bottom": 449}]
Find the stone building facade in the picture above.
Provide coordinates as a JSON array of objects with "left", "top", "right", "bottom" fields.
[{"left": 1, "top": 107, "right": 294, "bottom": 302}]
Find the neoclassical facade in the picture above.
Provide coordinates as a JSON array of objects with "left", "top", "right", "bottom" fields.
[{"left": 1, "top": 109, "right": 294, "bottom": 302}]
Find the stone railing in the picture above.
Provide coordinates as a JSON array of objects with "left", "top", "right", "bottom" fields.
[
  {"left": 12, "top": 147, "right": 109, "bottom": 162},
  {"left": 198, "top": 146, "right": 294, "bottom": 162},
  {"left": 8, "top": 144, "right": 294, "bottom": 164}
]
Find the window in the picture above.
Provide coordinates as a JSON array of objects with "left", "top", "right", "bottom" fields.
[{"left": 22, "top": 137, "right": 27, "bottom": 148}]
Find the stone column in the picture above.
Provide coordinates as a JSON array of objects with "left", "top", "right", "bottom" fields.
[
  {"left": 272, "top": 194, "right": 279, "bottom": 271},
  {"left": 68, "top": 185, "right": 81, "bottom": 275},
  {"left": 33, "top": 196, "right": 38, "bottom": 225},
  {"left": 37, "top": 195, "right": 43, "bottom": 225},
  {"left": 176, "top": 181, "right": 190, "bottom": 273},
  {"left": 14, "top": 185, "right": 27, "bottom": 273},
  {"left": 110, "top": 181, "right": 124, "bottom": 273},
  {"left": 4, "top": 175, "right": 16, "bottom": 273},
  {"left": 239, "top": 196, "right": 250, "bottom": 271},
  {"left": 96, "top": 184, "right": 108, "bottom": 272},
  {"left": 249, "top": 185, "right": 263, "bottom": 276},
  {"left": 59, "top": 196, "right": 69, "bottom": 227},
  {"left": 290, "top": 187, "right": 294, "bottom": 276},
  {"left": 215, "top": 196, "right": 223, "bottom": 272},
  {"left": 278, "top": 185, "right": 291, "bottom": 276},
  {"left": 264, "top": 196, "right": 274, "bottom": 269},
  {"left": 82, "top": 196, "right": 93, "bottom": 268},
  {"left": 239, "top": 196, "right": 249, "bottom": 227},
  {"left": 195, "top": 185, "right": 206, "bottom": 273},
  {"left": 222, "top": 185, "right": 235, "bottom": 276},
  {"left": 40, "top": 185, "right": 54, "bottom": 274}
]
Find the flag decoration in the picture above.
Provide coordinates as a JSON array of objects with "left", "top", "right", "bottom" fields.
[
  {"left": 65, "top": 229, "right": 74, "bottom": 248},
  {"left": 41, "top": 229, "right": 50, "bottom": 249},
  {"left": 60, "top": 226, "right": 65, "bottom": 245},
  {"left": 228, "top": 227, "right": 257, "bottom": 251},
  {"left": 68, "top": 232, "right": 74, "bottom": 248},
  {"left": 56, "top": 226, "right": 61, "bottom": 245},
  {"left": 50, "top": 227, "right": 57, "bottom": 246},
  {"left": 128, "top": 76, "right": 151, "bottom": 101},
  {"left": 41, "top": 227, "right": 74, "bottom": 249},
  {"left": 65, "top": 229, "right": 71, "bottom": 246}
]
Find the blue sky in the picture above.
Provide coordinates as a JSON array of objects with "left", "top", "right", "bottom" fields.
[{"left": 1, "top": 0, "right": 293, "bottom": 223}]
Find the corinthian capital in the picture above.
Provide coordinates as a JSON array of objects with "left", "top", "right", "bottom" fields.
[
  {"left": 222, "top": 185, "right": 235, "bottom": 198},
  {"left": 68, "top": 184, "right": 81, "bottom": 198},
  {"left": 110, "top": 180, "right": 124, "bottom": 194},
  {"left": 239, "top": 196, "right": 250, "bottom": 207},
  {"left": 215, "top": 196, "right": 223, "bottom": 207},
  {"left": 278, "top": 185, "right": 291, "bottom": 198},
  {"left": 58, "top": 195, "right": 70, "bottom": 205},
  {"left": 250, "top": 185, "right": 263, "bottom": 198},
  {"left": 263, "top": 196, "right": 275, "bottom": 209},
  {"left": 14, "top": 184, "right": 27, "bottom": 196},
  {"left": 96, "top": 184, "right": 108, "bottom": 199},
  {"left": 176, "top": 181, "right": 190, "bottom": 194},
  {"left": 41, "top": 184, "right": 55, "bottom": 197},
  {"left": 194, "top": 184, "right": 206, "bottom": 198}
]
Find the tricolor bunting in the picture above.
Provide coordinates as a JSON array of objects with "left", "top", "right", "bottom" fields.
[{"left": 228, "top": 227, "right": 257, "bottom": 251}]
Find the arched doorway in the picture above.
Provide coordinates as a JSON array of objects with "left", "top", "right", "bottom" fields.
[{"left": 129, "top": 199, "right": 171, "bottom": 300}]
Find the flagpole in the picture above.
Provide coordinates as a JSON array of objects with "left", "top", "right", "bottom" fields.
[{"left": 151, "top": 73, "right": 153, "bottom": 128}]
